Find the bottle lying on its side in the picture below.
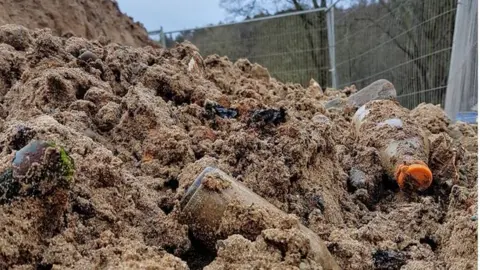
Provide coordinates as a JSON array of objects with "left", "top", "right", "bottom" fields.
[
  {"left": 179, "top": 167, "right": 341, "bottom": 270},
  {"left": 352, "top": 99, "right": 432, "bottom": 191}
]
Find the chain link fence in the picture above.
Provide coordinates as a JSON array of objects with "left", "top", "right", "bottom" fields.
[
  {"left": 150, "top": 8, "right": 332, "bottom": 88},
  {"left": 148, "top": 0, "right": 476, "bottom": 119},
  {"left": 334, "top": 0, "right": 457, "bottom": 109}
]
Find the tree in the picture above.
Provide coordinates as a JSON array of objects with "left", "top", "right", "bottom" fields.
[
  {"left": 218, "top": 0, "right": 330, "bottom": 87},
  {"left": 219, "top": 0, "right": 327, "bottom": 18}
]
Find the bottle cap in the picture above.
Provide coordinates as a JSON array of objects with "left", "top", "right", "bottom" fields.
[{"left": 395, "top": 161, "right": 433, "bottom": 191}]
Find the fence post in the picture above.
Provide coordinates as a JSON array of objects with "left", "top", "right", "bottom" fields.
[
  {"left": 159, "top": 27, "right": 167, "bottom": 48},
  {"left": 326, "top": 4, "right": 338, "bottom": 89},
  {"left": 445, "top": 0, "right": 478, "bottom": 120}
]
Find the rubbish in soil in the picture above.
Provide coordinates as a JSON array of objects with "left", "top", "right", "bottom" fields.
[
  {"left": 179, "top": 167, "right": 341, "bottom": 270},
  {"left": 352, "top": 100, "right": 432, "bottom": 192},
  {"left": 248, "top": 107, "right": 286, "bottom": 126},
  {"left": 204, "top": 100, "right": 238, "bottom": 119},
  {"left": 78, "top": 50, "right": 98, "bottom": 62},
  {"left": 372, "top": 249, "right": 407, "bottom": 270},
  {"left": 348, "top": 79, "right": 397, "bottom": 108},
  {"left": 0, "top": 140, "right": 74, "bottom": 203},
  {"left": 324, "top": 97, "right": 346, "bottom": 109}
]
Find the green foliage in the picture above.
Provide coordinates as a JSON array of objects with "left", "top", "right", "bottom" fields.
[{"left": 46, "top": 141, "right": 75, "bottom": 185}]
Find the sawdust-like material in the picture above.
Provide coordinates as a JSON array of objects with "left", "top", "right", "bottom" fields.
[
  {"left": 0, "top": 26, "right": 476, "bottom": 270},
  {"left": 0, "top": 1, "right": 155, "bottom": 47}
]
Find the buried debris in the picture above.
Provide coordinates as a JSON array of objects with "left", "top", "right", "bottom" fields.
[
  {"left": 78, "top": 49, "right": 98, "bottom": 62},
  {"left": 325, "top": 79, "right": 397, "bottom": 111},
  {"left": 0, "top": 140, "right": 74, "bottom": 204},
  {"left": 248, "top": 107, "right": 287, "bottom": 126},
  {"left": 348, "top": 79, "right": 397, "bottom": 108},
  {"left": 373, "top": 249, "right": 407, "bottom": 270},
  {"left": 179, "top": 167, "right": 341, "bottom": 270},
  {"left": 352, "top": 100, "right": 432, "bottom": 193},
  {"left": 204, "top": 100, "right": 238, "bottom": 119}
]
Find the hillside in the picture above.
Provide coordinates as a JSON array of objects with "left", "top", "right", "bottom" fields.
[{"left": 0, "top": 0, "right": 155, "bottom": 47}]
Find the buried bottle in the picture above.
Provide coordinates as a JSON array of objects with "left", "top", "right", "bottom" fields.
[
  {"left": 352, "top": 100, "right": 432, "bottom": 191},
  {"left": 0, "top": 140, "right": 74, "bottom": 203},
  {"left": 179, "top": 167, "right": 340, "bottom": 270}
]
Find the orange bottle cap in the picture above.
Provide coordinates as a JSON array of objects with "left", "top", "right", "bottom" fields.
[{"left": 395, "top": 161, "right": 433, "bottom": 191}]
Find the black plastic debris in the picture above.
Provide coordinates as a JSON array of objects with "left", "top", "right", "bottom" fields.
[
  {"left": 373, "top": 249, "right": 407, "bottom": 270},
  {"left": 310, "top": 193, "right": 325, "bottom": 212},
  {"left": 213, "top": 105, "right": 238, "bottom": 119},
  {"left": 249, "top": 107, "right": 286, "bottom": 126},
  {"left": 204, "top": 101, "right": 238, "bottom": 119}
]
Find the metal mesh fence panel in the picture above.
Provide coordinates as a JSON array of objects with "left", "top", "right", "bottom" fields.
[
  {"left": 334, "top": 0, "right": 457, "bottom": 109},
  {"left": 157, "top": 10, "right": 332, "bottom": 88},
  {"left": 148, "top": 0, "right": 475, "bottom": 113}
]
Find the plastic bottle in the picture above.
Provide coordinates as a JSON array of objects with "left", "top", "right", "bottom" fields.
[
  {"left": 352, "top": 100, "right": 433, "bottom": 191},
  {"left": 179, "top": 167, "right": 340, "bottom": 270},
  {"left": 0, "top": 140, "right": 74, "bottom": 203}
]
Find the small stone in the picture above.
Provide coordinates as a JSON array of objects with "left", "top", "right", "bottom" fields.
[
  {"left": 471, "top": 215, "right": 477, "bottom": 221},
  {"left": 95, "top": 102, "right": 122, "bottom": 131},
  {"left": 349, "top": 168, "right": 367, "bottom": 190},
  {"left": 78, "top": 50, "right": 98, "bottom": 62}
]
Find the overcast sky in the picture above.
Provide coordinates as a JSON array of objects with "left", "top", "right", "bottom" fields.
[
  {"left": 116, "top": 0, "right": 228, "bottom": 33},
  {"left": 116, "top": 0, "right": 350, "bottom": 34}
]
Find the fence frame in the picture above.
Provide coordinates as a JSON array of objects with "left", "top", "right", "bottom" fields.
[
  {"left": 148, "top": 2, "right": 340, "bottom": 88},
  {"left": 445, "top": 0, "right": 478, "bottom": 120},
  {"left": 148, "top": 0, "right": 476, "bottom": 115}
]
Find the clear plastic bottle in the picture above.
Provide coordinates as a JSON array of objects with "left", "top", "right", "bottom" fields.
[
  {"left": 179, "top": 167, "right": 341, "bottom": 270},
  {"left": 352, "top": 100, "right": 432, "bottom": 191}
]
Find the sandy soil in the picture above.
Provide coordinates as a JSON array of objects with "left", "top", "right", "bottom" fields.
[
  {"left": 0, "top": 25, "right": 476, "bottom": 270},
  {"left": 0, "top": 0, "right": 155, "bottom": 47}
]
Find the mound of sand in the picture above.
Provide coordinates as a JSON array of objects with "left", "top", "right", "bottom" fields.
[
  {"left": 0, "top": 0, "right": 155, "bottom": 47},
  {"left": 0, "top": 25, "right": 476, "bottom": 269}
]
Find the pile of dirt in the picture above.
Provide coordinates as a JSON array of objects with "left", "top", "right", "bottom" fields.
[
  {"left": 0, "top": 25, "right": 476, "bottom": 269},
  {"left": 0, "top": 0, "right": 155, "bottom": 47}
]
